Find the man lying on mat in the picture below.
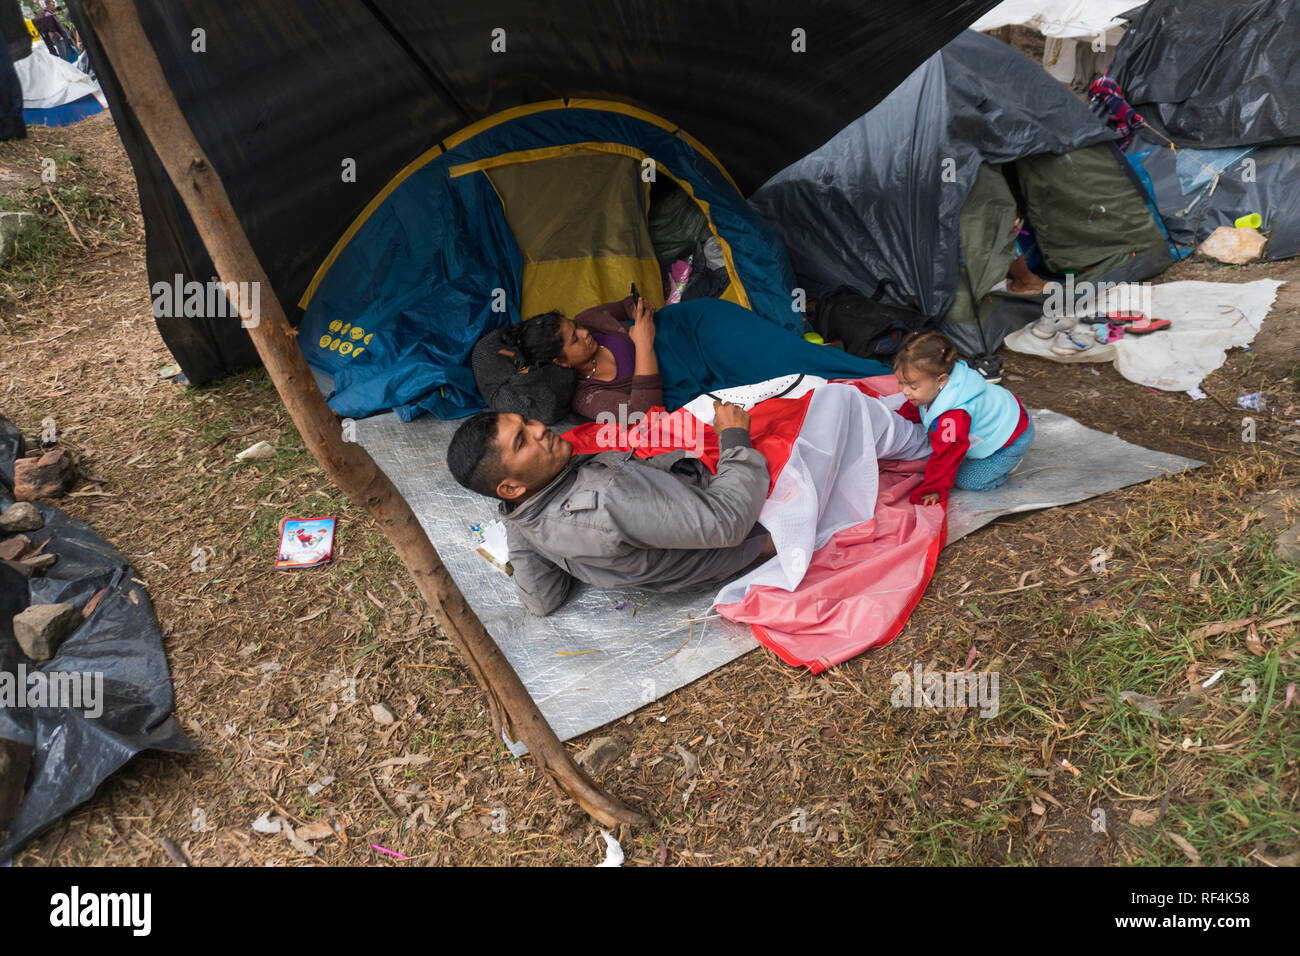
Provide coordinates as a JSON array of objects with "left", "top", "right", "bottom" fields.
[{"left": 446, "top": 393, "right": 929, "bottom": 616}]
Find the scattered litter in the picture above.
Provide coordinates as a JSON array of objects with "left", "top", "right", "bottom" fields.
[
  {"left": 1286, "top": 683, "right": 1296, "bottom": 710},
  {"left": 235, "top": 440, "right": 276, "bottom": 461},
  {"left": 594, "top": 830, "right": 624, "bottom": 867},
  {"left": 445, "top": 800, "right": 473, "bottom": 823},
  {"left": 1237, "top": 391, "right": 1266, "bottom": 412},
  {"left": 471, "top": 519, "right": 512, "bottom": 574},
  {"left": 1198, "top": 225, "right": 1266, "bottom": 264},
  {"left": 369, "top": 703, "right": 396, "bottom": 725},
  {"left": 294, "top": 821, "right": 335, "bottom": 842},
  {"left": 1200, "top": 669, "right": 1225, "bottom": 690},
  {"left": 252, "top": 812, "right": 282, "bottom": 834},
  {"left": 1119, "top": 690, "right": 1162, "bottom": 716},
  {"left": 157, "top": 363, "right": 181, "bottom": 379},
  {"left": 306, "top": 775, "right": 335, "bottom": 796},
  {"left": 282, "top": 822, "right": 317, "bottom": 856},
  {"left": 370, "top": 843, "right": 410, "bottom": 860},
  {"left": 1129, "top": 808, "right": 1159, "bottom": 828},
  {"left": 1186, "top": 387, "right": 1207, "bottom": 401},
  {"left": 276, "top": 516, "right": 336, "bottom": 570}
]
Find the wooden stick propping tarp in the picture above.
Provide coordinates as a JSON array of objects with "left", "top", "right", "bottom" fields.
[{"left": 82, "top": 0, "right": 645, "bottom": 828}]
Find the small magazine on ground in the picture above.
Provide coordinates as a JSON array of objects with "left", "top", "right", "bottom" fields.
[{"left": 276, "top": 517, "right": 336, "bottom": 569}]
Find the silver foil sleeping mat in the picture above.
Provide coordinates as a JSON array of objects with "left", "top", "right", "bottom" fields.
[{"left": 353, "top": 409, "right": 1200, "bottom": 742}]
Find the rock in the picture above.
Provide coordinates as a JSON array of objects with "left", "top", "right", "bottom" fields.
[
  {"left": 1276, "top": 524, "right": 1300, "bottom": 563},
  {"left": 0, "top": 534, "right": 31, "bottom": 561},
  {"left": 0, "top": 502, "right": 42, "bottom": 533},
  {"left": 0, "top": 738, "right": 33, "bottom": 834},
  {"left": 13, "top": 603, "right": 82, "bottom": 661},
  {"left": 13, "top": 448, "right": 75, "bottom": 500},
  {"left": 369, "top": 703, "right": 396, "bottom": 725},
  {"left": 1, "top": 558, "right": 33, "bottom": 578},
  {"left": 0, "top": 211, "right": 41, "bottom": 266},
  {"left": 1198, "top": 226, "right": 1267, "bottom": 264},
  {"left": 576, "top": 735, "right": 627, "bottom": 777},
  {"left": 18, "top": 552, "right": 56, "bottom": 573}
]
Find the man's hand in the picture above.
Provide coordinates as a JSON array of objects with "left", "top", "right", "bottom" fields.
[
  {"left": 712, "top": 400, "right": 751, "bottom": 433},
  {"left": 920, "top": 492, "right": 940, "bottom": 506},
  {"left": 629, "top": 297, "right": 656, "bottom": 352}
]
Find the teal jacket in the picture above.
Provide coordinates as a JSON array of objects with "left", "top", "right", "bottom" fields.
[{"left": 920, "top": 360, "right": 1021, "bottom": 459}]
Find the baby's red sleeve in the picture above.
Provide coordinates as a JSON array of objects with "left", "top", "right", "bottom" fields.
[{"left": 911, "top": 410, "right": 971, "bottom": 504}]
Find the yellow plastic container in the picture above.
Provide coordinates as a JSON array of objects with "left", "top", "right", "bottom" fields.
[
  {"left": 1234, "top": 213, "right": 1262, "bottom": 230},
  {"left": 803, "top": 332, "right": 824, "bottom": 345}
]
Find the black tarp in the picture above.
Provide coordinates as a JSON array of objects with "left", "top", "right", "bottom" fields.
[
  {"left": 0, "top": 425, "right": 191, "bottom": 864},
  {"left": 0, "top": 0, "right": 27, "bottom": 142},
  {"left": 65, "top": 0, "right": 1002, "bottom": 386},
  {"left": 1109, "top": 0, "right": 1300, "bottom": 149}
]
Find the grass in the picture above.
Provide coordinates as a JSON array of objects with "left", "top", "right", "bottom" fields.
[
  {"left": 0, "top": 148, "right": 133, "bottom": 298},
  {"left": 887, "top": 472, "right": 1300, "bottom": 866}
]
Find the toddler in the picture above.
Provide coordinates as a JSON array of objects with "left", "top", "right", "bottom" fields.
[{"left": 892, "top": 332, "right": 1034, "bottom": 504}]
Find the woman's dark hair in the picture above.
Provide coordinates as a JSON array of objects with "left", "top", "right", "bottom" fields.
[
  {"left": 893, "top": 331, "right": 958, "bottom": 379},
  {"left": 498, "top": 310, "right": 567, "bottom": 366}
]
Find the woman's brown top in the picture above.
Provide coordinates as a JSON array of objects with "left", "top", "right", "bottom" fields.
[{"left": 570, "top": 295, "right": 663, "bottom": 421}]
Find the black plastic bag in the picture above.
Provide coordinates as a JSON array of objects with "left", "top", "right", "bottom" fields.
[{"left": 0, "top": 418, "right": 191, "bottom": 863}]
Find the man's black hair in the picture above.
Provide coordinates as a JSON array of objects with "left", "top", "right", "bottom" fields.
[{"left": 446, "top": 411, "right": 506, "bottom": 499}]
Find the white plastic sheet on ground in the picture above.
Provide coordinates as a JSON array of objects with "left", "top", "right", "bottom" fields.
[
  {"left": 1003, "top": 279, "right": 1285, "bottom": 392},
  {"left": 341, "top": 382, "right": 1198, "bottom": 743}
]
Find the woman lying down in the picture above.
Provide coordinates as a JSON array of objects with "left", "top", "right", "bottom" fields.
[{"left": 491, "top": 294, "right": 894, "bottom": 421}]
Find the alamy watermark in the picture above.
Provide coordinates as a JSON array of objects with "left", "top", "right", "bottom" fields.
[
  {"left": 151, "top": 273, "right": 261, "bottom": 328},
  {"left": 890, "top": 662, "right": 1000, "bottom": 718},
  {"left": 1, "top": 665, "right": 103, "bottom": 718},
  {"left": 1043, "top": 276, "right": 1153, "bottom": 319},
  {"left": 593, "top": 405, "right": 706, "bottom": 456}
]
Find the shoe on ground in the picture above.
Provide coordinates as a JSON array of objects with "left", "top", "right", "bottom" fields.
[
  {"left": 969, "top": 354, "right": 1003, "bottom": 383},
  {"left": 1030, "top": 312, "right": 1075, "bottom": 340},
  {"left": 1049, "top": 330, "right": 1096, "bottom": 356}
]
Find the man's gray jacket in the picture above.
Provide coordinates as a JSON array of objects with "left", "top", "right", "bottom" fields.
[{"left": 500, "top": 428, "right": 770, "bottom": 615}]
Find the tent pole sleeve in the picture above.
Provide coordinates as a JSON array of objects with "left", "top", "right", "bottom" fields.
[{"left": 82, "top": 0, "right": 645, "bottom": 829}]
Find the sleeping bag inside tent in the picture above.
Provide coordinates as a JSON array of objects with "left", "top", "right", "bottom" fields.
[
  {"left": 297, "top": 100, "right": 799, "bottom": 421},
  {"left": 749, "top": 29, "right": 1173, "bottom": 363}
]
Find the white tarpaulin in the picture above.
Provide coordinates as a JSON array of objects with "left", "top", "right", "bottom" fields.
[
  {"left": 972, "top": 0, "right": 1145, "bottom": 38},
  {"left": 14, "top": 44, "right": 105, "bottom": 110},
  {"left": 1004, "top": 279, "right": 1285, "bottom": 392}
]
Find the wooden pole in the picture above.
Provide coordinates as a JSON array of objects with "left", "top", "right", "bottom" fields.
[{"left": 83, "top": 0, "right": 645, "bottom": 828}]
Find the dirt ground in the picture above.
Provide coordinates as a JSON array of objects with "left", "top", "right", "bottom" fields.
[{"left": 2, "top": 112, "right": 1297, "bottom": 867}]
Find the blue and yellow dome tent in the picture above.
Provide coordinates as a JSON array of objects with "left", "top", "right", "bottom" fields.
[{"left": 297, "top": 99, "right": 800, "bottom": 421}]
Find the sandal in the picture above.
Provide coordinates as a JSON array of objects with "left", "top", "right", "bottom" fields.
[
  {"left": 1125, "top": 316, "right": 1171, "bottom": 334},
  {"left": 1092, "top": 321, "right": 1125, "bottom": 344}
]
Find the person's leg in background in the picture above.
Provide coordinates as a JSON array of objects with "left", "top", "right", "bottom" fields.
[{"left": 953, "top": 417, "right": 1035, "bottom": 492}]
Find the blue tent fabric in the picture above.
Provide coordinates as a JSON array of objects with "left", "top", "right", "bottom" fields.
[
  {"left": 23, "top": 92, "right": 104, "bottom": 127},
  {"left": 654, "top": 298, "right": 890, "bottom": 411},
  {"left": 299, "top": 104, "right": 799, "bottom": 421}
]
